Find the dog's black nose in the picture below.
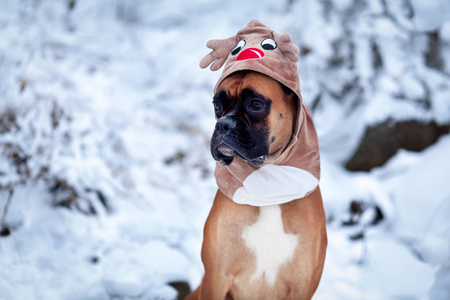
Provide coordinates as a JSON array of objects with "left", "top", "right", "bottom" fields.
[{"left": 215, "top": 117, "right": 236, "bottom": 135}]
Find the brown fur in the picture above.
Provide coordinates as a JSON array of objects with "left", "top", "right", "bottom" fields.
[
  {"left": 187, "top": 72, "right": 327, "bottom": 300},
  {"left": 216, "top": 72, "right": 296, "bottom": 161}
]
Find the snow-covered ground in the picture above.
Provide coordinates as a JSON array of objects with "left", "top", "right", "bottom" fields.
[{"left": 1, "top": 0, "right": 449, "bottom": 299}]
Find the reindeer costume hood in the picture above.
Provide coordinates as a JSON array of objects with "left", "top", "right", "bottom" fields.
[{"left": 201, "top": 20, "right": 320, "bottom": 206}]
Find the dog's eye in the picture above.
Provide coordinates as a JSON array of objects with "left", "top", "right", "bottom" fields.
[
  {"left": 213, "top": 101, "right": 223, "bottom": 116},
  {"left": 248, "top": 100, "right": 265, "bottom": 112},
  {"left": 261, "top": 38, "right": 277, "bottom": 51},
  {"left": 231, "top": 40, "right": 246, "bottom": 55}
]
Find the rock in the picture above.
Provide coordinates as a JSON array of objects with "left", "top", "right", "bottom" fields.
[{"left": 345, "top": 120, "right": 449, "bottom": 171}]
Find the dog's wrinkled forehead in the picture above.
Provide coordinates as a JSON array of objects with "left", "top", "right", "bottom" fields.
[{"left": 217, "top": 72, "right": 285, "bottom": 106}]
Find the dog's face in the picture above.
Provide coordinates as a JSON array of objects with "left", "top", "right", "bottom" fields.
[{"left": 211, "top": 71, "right": 297, "bottom": 167}]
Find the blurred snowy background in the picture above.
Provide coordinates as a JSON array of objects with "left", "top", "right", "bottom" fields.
[{"left": 1, "top": 0, "right": 450, "bottom": 299}]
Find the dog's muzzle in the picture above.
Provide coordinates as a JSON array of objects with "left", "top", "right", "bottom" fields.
[{"left": 211, "top": 117, "right": 267, "bottom": 167}]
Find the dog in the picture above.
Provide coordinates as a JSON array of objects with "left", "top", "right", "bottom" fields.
[{"left": 186, "top": 70, "right": 327, "bottom": 300}]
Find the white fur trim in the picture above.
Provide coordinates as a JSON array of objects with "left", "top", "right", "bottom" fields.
[{"left": 233, "top": 164, "right": 319, "bottom": 206}]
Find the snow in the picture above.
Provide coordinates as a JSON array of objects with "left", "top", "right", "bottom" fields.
[
  {"left": 0, "top": 0, "right": 449, "bottom": 299},
  {"left": 410, "top": 0, "right": 450, "bottom": 32},
  {"left": 385, "top": 136, "right": 450, "bottom": 247},
  {"left": 319, "top": 228, "right": 435, "bottom": 299}
]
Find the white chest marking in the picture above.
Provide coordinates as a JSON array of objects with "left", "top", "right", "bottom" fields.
[{"left": 242, "top": 205, "right": 298, "bottom": 285}]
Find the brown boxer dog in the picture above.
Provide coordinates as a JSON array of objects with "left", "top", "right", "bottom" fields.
[{"left": 186, "top": 71, "right": 327, "bottom": 300}]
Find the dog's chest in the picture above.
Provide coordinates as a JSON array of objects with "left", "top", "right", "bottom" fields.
[{"left": 242, "top": 205, "right": 298, "bottom": 285}]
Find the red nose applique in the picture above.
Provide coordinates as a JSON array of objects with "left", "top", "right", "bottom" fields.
[{"left": 236, "top": 48, "right": 264, "bottom": 61}]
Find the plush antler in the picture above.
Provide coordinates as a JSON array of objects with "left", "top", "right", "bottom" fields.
[
  {"left": 199, "top": 36, "right": 238, "bottom": 71},
  {"left": 273, "top": 32, "right": 299, "bottom": 63}
]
